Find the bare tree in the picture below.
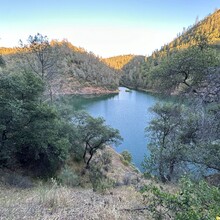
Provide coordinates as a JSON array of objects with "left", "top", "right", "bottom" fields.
[{"left": 20, "top": 33, "right": 59, "bottom": 102}]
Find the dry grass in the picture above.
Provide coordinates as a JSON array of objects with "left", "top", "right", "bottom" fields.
[
  {"left": 0, "top": 181, "right": 152, "bottom": 220},
  {"left": 0, "top": 147, "right": 167, "bottom": 220}
]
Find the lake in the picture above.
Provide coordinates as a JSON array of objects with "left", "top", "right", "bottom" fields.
[{"left": 63, "top": 87, "right": 162, "bottom": 171}]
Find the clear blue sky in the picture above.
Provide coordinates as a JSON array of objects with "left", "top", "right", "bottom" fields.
[{"left": 0, "top": 0, "right": 219, "bottom": 57}]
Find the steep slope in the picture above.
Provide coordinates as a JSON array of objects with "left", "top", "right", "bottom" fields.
[
  {"left": 102, "top": 55, "right": 146, "bottom": 88},
  {"left": 121, "top": 9, "right": 220, "bottom": 93},
  {"left": 53, "top": 41, "right": 119, "bottom": 94},
  {"left": 120, "top": 56, "right": 145, "bottom": 88},
  {"left": 159, "top": 9, "right": 220, "bottom": 54}
]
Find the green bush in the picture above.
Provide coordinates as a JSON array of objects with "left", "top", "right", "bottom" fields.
[
  {"left": 121, "top": 150, "right": 132, "bottom": 164},
  {"left": 101, "top": 151, "right": 112, "bottom": 165},
  {"left": 57, "top": 167, "right": 80, "bottom": 187},
  {"left": 0, "top": 72, "right": 71, "bottom": 177},
  {"left": 141, "top": 176, "right": 220, "bottom": 220},
  {"left": 89, "top": 164, "right": 114, "bottom": 193}
]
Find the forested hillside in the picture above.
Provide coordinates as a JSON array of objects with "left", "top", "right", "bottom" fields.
[
  {"left": 159, "top": 8, "right": 220, "bottom": 53},
  {"left": 102, "top": 54, "right": 135, "bottom": 70},
  {"left": 120, "top": 56, "right": 145, "bottom": 88},
  {"left": 0, "top": 36, "right": 120, "bottom": 97},
  {"left": 52, "top": 41, "right": 120, "bottom": 94},
  {"left": 121, "top": 9, "right": 220, "bottom": 98}
]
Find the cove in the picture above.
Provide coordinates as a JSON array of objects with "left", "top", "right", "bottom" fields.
[{"left": 65, "top": 87, "right": 163, "bottom": 171}]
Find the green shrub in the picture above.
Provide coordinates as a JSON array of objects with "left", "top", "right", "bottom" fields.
[
  {"left": 0, "top": 72, "right": 71, "bottom": 177},
  {"left": 57, "top": 167, "right": 80, "bottom": 187},
  {"left": 101, "top": 151, "right": 112, "bottom": 165},
  {"left": 121, "top": 158, "right": 130, "bottom": 166},
  {"left": 141, "top": 176, "right": 220, "bottom": 220},
  {"left": 121, "top": 150, "right": 132, "bottom": 164},
  {"left": 89, "top": 164, "right": 114, "bottom": 193}
]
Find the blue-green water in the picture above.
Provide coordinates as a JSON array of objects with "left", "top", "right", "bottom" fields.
[{"left": 76, "top": 87, "right": 161, "bottom": 171}]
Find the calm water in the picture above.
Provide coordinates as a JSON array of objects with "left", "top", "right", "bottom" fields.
[{"left": 72, "top": 87, "right": 161, "bottom": 171}]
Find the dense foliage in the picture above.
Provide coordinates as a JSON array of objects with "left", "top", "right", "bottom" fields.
[
  {"left": 148, "top": 46, "right": 219, "bottom": 95},
  {"left": 0, "top": 71, "right": 71, "bottom": 176},
  {"left": 142, "top": 176, "right": 220, "bottom": 220},
  {"left": 120, "top": 56, "right": 146, "bottom": 88},
  {"left": 71, "top": 111, "right": 122, "bottom": 168},
  {"left": 143, "top": 101, "right": 220, "bottom": 182}
]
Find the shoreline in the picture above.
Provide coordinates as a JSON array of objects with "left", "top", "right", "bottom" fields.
[{"left": 53, "top": 86, "right": 120, "bottom": 96}]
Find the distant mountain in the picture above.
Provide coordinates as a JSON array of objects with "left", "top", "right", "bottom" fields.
[{"left": 102, "top": 55, "right": 135, "bottom": 70}]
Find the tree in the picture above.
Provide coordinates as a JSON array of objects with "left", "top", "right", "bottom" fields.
[
  {"left": 0, "top": 71, "right": 44, "bottom": 166},
  {"left": 20, "top": 33, "right": 59, "bottom": 102},
  {"left": 0, "top": 71, "right": 71, "bottom": 176},
  {"left": 143, "top": 101, "right": 220, "bottom": 182},
  {"left": 143, "top": 103, "right": 185, "bottom": 182},
  {"left": 183, "top": 102, "right": 220, "bottom": 172},
  {"left": 149, "top": 46, "right": 219, "bottom": 95},
  {"left": 20, "top": 33, "right": 57, "bottom": 79},
  {"left": 0, "top": 55, "right": 5, "bottom": 67},
  {"left": 72, "top": 112, "right": 122, "bottom": 168}
]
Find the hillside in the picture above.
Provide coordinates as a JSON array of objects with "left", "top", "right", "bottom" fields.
[
  {"left": 0, "top": 40, "right": 120, "bottom": 96},
  {"left": 120, "top": 56, "right": 146, "bottom": 88},
  {"left": 1, "top": 145, "right": 218, "bottom": 220},
  {"left": 102, "top": 54, "right": 135, "bottom": 70},
  {"left": 102, "top": 55, "right": 146, "bottom": 88},
  {"left": 0, "top": 146, "right": 153, "bottom": 220},
  {"left": 52, "top": 41, "right": 120, "bottom": 95},
  {"left": 159, "top": 9, "right": 220, "bottom": 54},
  {"left": 121, "top": 9, "right": 220, "bottom": 95}
]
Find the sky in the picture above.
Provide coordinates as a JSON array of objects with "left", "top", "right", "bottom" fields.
[{"left": 0, "top": 0, "right": 219, "bottom": 57}]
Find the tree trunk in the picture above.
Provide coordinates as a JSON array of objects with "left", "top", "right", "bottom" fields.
[
  {"left": 167, "top": 159, "right": 175, "bottom": 181},
  {"left": 85, "top": 151, "right": 94, "bottom": 169},
  {"left": 83, "top": 144, "right": 88, "bottom": 163},
  {"left": 159, "top": 159, "right": 166, "bottom": 183}
]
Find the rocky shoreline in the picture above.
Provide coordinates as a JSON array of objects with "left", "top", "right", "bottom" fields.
[{"left": 60, "top": 86, "right": 119, "bottom": 95}]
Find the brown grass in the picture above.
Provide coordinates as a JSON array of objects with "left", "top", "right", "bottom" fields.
[
  {"left": 0, "top": 181, "right": 153, "bottom": 220},
  {"left": 0, "top": 146, "right": 171, "bottom": 220}
]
